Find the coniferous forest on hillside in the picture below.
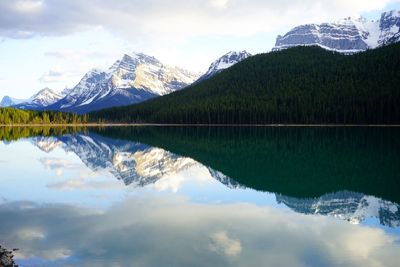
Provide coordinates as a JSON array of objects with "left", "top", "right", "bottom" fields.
[{"left": 91, "top": 43, "right": 400, "bottom": 124}]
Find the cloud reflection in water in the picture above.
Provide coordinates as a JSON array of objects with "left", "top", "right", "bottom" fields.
[{"left": 0, "top": 196, "right": 399, "bottom": 267}]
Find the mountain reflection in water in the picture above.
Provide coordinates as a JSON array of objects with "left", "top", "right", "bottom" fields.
[
  {"left": 0, "top": 126, "right": 399, "bottom": 267},
  {"left": 19, "top": 127, "right": 400, "bottom": 227}
]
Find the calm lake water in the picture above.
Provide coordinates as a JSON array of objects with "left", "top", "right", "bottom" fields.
[{"left": 0, "top": 126, "right": 399, "bottom": 267}]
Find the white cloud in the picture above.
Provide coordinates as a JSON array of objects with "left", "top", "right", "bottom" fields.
[
  {"left": 209, "top": 231, "right": 242, "bottom": 256},
  {"left": 39, "top": 157, "right": 82, "bottom": 177},
  {"left": 38, "top": 66, "right": 84, "bottom": 84},
  {"left": 0, "top": 0, "right": 398, "bottom": 41},
  {"left": 47, "top": 178, "right": 123, "bottom": 190},
  {"left": 44, "top": 49, "right": 112, "bottom": 61},
  {"left": 0, "top": 198, "right": 399, "bottom": 266},
  {"left": 14, "top": 0, "right": 44, "bottom": 14},
  {"left": 209, "top": 0, "right": 230, "bottom": 9}
]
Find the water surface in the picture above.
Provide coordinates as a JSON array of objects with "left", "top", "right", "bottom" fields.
[{"left": 0, "top": 126, "right": 399, "bottom": 267}]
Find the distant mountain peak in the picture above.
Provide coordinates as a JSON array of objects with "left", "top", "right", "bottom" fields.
[
  {"left": 273, "top": 9, "right": 400, "bottom": 52},
  {"left": 29, "top": 88, "right": 61, "bottom": 104},
  {"left": 9, "top": 88, "right": 62, "bottom": 110},
  {"left": 0, "top": 96, "right": 26, "bottom": 107},
  {"left": 46, "top": 52, "right": 199, "bottom": 113},
  {"left": 197, "top": 50, "right": 252, "bottom": 82}
]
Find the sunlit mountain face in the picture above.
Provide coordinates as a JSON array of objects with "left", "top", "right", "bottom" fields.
[{"left": 0, "top": 126, "right": 399, "bottom": 266}]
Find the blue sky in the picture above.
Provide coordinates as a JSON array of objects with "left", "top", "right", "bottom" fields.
[{"left": 0, "top": 0, "right": 399, "bottom": 99}]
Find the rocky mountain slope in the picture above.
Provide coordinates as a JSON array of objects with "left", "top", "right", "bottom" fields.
[
  {"left": 47, "top": 53, "right": 199, "bottom": 113},
  {"left": 273, "top": 10, "right": 400, "bottom": 52},
  {"left": 277, "top": 191, "right": 400, "bottom": 227},
  {"left": 196, "top": 51, "right": 251, "bottom": 82},
  {"left": 13, "top": 88, "right": 63, "bottom": 110},
  {"left": 30, "top": 133, "right": 400, "bottom": 227},
  {"left": 31, "top": 134, "right": 239, "bottom": 188}
]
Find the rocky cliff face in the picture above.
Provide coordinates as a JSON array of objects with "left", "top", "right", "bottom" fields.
[
  {"left": 273, "top": 10, "right": 400, "bottom": 53},
  {"left": 196, "top": 51, "right": 251, "bottom": 82},
  {"left": 47, "top": 53, "right": 199, "bottom": 113},
  {"left": 277, "top": 191, "right": 400, "bottom": 227}
]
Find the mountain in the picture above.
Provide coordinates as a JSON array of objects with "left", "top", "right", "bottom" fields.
[
  {"left": 196, "top": 51, "right": 251, "bottom": 82},
  {"left": 12, "top": 88, "right": 62, "bottom": 110},
  {"left": 90, "top": 43, "right": 400, "bottom": 125},
  {"left": 47, "top": 53, "right": 199, "bottom": 114},
  {"left": 28, "top": 129, "right": 400, "bottom": 227},
  {"left": 276, "top": 191, "right": 400, "bottom": 227},
  {"left": 0, "top": 96, "right": 26, "bottom": 107},
  {"left": 273, "top": 10, "right": 400, "bottom": 52},
  {"left": 31, "top": 133, "right": 238, "bottom": 188}
]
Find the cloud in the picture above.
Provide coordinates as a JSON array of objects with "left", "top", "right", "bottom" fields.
[
  {"left": 13, "top": 0, "right": 44, "bottom": 14},
  {"left": 47, "top": 178, "right": 123, "bottom": 190},
  {"left": 38, "top": 69, "right": 63, "bottom": 83},
  {"left": 38, "top": 66, "right": 82, "bottom": 84},
  {"left": 209, "top": 231, "right": 242, "bottom": 256},
  {"left": 39, "top": 157, "right": 82, "bottom": 176},
  {"left": 0, "top": 197, "right": 399, "bottom": 267},
  {"left": 209, "top": 0, "right": 230, "bottom": 9},
  {"left": 44, "top": 49, "right": 112, "bottom": 61},
  {"left": 0, "top": 0, "right": 398, "bottom": 42}
]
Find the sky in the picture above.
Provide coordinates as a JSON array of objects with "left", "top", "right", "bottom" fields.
[{"left": 0, "top": 0, "right": 400, "bottom": 99}]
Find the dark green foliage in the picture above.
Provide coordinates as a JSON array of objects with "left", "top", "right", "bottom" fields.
[
  {"left": 0, "top": 107, "right": 88, "bottom": 125},
  {"left": 0, "top": 126, "right": 86, "bottom": 142},
  {"left": 91, "top": 43, "right": 400, "bottom": 124},
  {"left": 93, "top": 126, "right": 400, "bottom": 204}
]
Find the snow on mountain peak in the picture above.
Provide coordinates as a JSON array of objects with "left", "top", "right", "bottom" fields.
[
  {"left": 273, "top": 9, "right": 400, "bottom": 52},
  {"left": 29, "top": 88, "right": 62, "bottom": 106},
  {"left": 211, "top": 50, "right": 251, "bottom": 71},
  {"left": 197, "top": 50, "right": 252, "bottom": 82},
  {"left": 47, "top": 52, "right": 199, "bottom": 113}
]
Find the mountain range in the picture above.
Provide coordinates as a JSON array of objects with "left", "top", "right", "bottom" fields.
[
  {"left": 31, "top": 133, "right": 240, "bottom": 189},
  {"left": 91, "top": 42, "right": 400, "bottom": 124},
  {"left": 276, "top": 191, "right": 400, "bottom": 227},
  {"left": 0, "top": 51, "right": 249, "bottom": 113},
  {"left": 273, "top": 10, "right": 400, "bottom": 52},
  {"left": 29, "top": 133, "right": 400, "bottom": 227},
  {"left": 1, "top": 10, "right": 399, "bottom": 114}
]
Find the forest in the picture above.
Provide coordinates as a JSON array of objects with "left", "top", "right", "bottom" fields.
[
  {"left": 0, "top": 107, "right": 88, "bottom": 125},
  {"left": 90, "top": 43, "right": 400, "bottom": 124}
]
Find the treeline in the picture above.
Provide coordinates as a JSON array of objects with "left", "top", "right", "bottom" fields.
[
  {"left": 91, "top": 43, "right": 400, "bottom": 124},
  {"left": 0, "top": 126, "right": 86, "bottom": 142},
  {"left": 0, "top": 107, "right": 88, "bottom": 125}
]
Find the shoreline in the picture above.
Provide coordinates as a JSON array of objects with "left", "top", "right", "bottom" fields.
[{"left": 1, "top": 123, "right": 400, "bottom": 127}]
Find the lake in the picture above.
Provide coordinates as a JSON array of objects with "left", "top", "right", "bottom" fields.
[{"left": 0, "top": 126, "right": 399, "bottom": 267}]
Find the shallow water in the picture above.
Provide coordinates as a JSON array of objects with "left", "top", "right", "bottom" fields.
[{"left": 0, "top": 126, "right": 399, "bottom": 267}]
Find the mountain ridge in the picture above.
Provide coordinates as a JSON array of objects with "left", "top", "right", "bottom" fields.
[
  {"left": 273, "top": 9, "right": 400, "bottom": 52},
  {"left": 195, "top": 51, "right": 251, "bottom": 83},
  {"left": 90, "top": 43, "right": 400, "bottom": 124},
  {"left": 46, "top": 52, "right": 200, "bottom": 113}
]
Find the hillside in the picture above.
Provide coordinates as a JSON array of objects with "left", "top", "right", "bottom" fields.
[{"left": 90, "top": 43, "right": 400, "bottom": 124}]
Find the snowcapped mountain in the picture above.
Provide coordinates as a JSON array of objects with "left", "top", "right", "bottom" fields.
[
  {"left": 196, "top": 51, "right": 252, "bottom": 82},
  {"left": 47, "top": 53, "right": 200, "bottom": 113},
  {"left": 31, "top": 133, "right": 240, "bottom": 189},
  {"left": 273, "top": 10, "right": 400, "bottom": 52},
  {"left": 0, "top": 96, "right": 26, "bottom": 107},
  {"left": 30, "top": 133, "right": 400, "bottom": 227},
  {"left": 13, "top": 88, "right": 63, "bottom": 110},
  {"left": 276, "top": 191, "right": 400, "bottom": 227}
]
